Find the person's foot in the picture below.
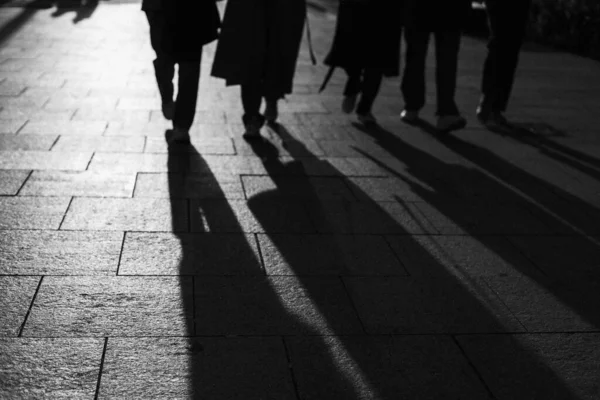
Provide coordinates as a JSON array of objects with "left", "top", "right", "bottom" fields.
[
  {"left": 400, "top": 109, "right": 420, "bottom": 124},
  {"left": 162, "top": 100, "right": 175, "bottom": 121},
  {"left": 342, "top": 94, "right": 358, "bottom": 114},
  {"left": 436, "top": 114, "right": 467, "bottom": 133},
  {"left": 170, "top": 127, "right": 190, "bottom": 144},
  {"left": 242, "top": 115, "right": 264, "bottom": 141},
  {"left": 264, "top": 99, "right": 278, "bottom": 124},
  {"left": 477, "top": 107, "right": 508, "bottom": 127},
  {"left": 357, "top": 112, "right": 377, "bottom": 126}
]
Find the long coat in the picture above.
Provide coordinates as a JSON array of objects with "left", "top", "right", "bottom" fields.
[
  {"left": 142, "top": 0, "right": 221, "bottom": 61},
  {"left": 211, "top": 0, "right": 306, "bottom": 99},
  {"left": 324, "top": 0, "right": 403, "bottom": 77},
  {"left": 403, "top": 0, "right": 471, "bottom": 31}
]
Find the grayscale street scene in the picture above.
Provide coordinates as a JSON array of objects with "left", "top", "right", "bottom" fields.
[{"left": 1, "top": 0, "right": 599, "bottom": 398}]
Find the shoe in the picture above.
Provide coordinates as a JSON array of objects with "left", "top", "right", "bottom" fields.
[
  {"left": 436, "top": 115, "right": 467, "bottom": 133},
  {"left": 342, "top": 94, "right": 357, "bottom": 114},
  {"left": 357, "top": 112, "right": 377, "bottom": 125},
  {"left": 264, "top": 100, "right": 278, "bottom": 124},
  {"left": 477, "top": 107, "right": 508, "bottom": 128},
  {"left": 242, "top": 115, "right": 264, "bottom": 141},
  {"left": 170, "top": 127, "right": 190, "bottom": 144},
  {"left": 400, "top": 109, "right": 420, "bottom": 124},
  {"left": 162, "top": 100, "right": 175, "bottom": 121}
]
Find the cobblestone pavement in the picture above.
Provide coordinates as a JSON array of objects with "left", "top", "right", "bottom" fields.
[{"left": 1, "top": 1, "right": 600, "bottom": 399}]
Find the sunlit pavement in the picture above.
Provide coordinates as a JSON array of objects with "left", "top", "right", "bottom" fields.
[{"left": 1, "top": 1, "right": 600, "bottom": 399}]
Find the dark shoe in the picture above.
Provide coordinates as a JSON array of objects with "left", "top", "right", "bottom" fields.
[
  {"left": 436, "top": 115, "right": 467, "bottom": 133},
  {"left": 342, "top": 94, "right": 358, "bottom": 114},
  {"left": 357, "top": 112, "right": 377, "bottom": 126},
  {"left": 169, "top": 127, "right": 190, "bottom": 144},
  {"left": 477, "top": 107, "right": 508, "bottom": 128},
  {"left": 400, "top": 109, "right": 420, "bottom": 125},
  {"left": 242, "top": 114, "right": 265, "bottom": 141}
]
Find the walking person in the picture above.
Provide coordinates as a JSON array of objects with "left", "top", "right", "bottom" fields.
[
  {"left": 143, "top": 0, "right": 221, "bottom": 143},
  {"left": 477, "top": 0, "right": 532, "bottom": 126},
  {"left": 399, "top": 0, "right": 471, "bottom": 133},
  {"left": 211, "top": 0, "right": 306, "bottom": 140},
  {"left": 320, "top": 0, "right": 403, "bottom": 126}
]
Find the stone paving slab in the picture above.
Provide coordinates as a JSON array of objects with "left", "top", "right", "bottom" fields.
[
  {"left": 286, "top": 335, "right": 493, "bottom": 399},
  {"left": 0, "top": 196, "right": 70, "bottom": 229},
  {"left": 0, "top": 230, "right": 122, "bottom": 275},
  {"left": 23, "top": 276, "right": 193, "bottom": 337},
  {"left": 194, "top": 276, "right": 363, "bottom": 335},
  {"left": 0, "top": 338, "right": 103, "bottom": 399},
  {"left": 119, "top": 232, "right": 262, "bottom": 276},
  {"left": 51, "top": 135, "right": 145, "bottom": 152},
  {"left": 344, "top": 277, "right": 525, "bottom": 334},
  {"left": 0, "top": 276, "right": 39, "bottom": 336},
  {"left": 0, "top": 169, "right": 29, "bottom": 194},
  {"left": 457, "top": 333, "right": 600, "bottom": 400},
  {"left": 134, "top": 172, "right": 246, "bottom": 200},
  {"left": 0, "top": 150, "right": 92, "bottom": 170},
  {"left": 99, "top": 337, "right": 296, "bottom": 400},
  {"left": 20, "top": 170, "right": 136, "bottom": 197},
  {"left": 258, "top": 233, "right": 407, "bottom": 276},
  {"left": 0, "top": 133, "right": 56, "bottom": 150},
  {"left": 60, "top": 197, "right": 187, "bottom": 231}
]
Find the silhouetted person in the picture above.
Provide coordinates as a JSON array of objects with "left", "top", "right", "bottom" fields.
[
  {"left": 211, "top": 0, "right": 306, "bottom": 140},
  {"left": 143, "top": 0, "right": 220, "bottom": 143},
  {"left": 477, "top": 0, "right": 532, "bottom": 127},
  {"left": 400, "top": 0, "right": 471, "bottom": 133},
  {"left": 321, "top": 0, "right": 403, "bottom": 126}
]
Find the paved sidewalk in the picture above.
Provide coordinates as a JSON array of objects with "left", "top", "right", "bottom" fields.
[{"left": 1, "top": 2, "right": 600, "bottom": 399}]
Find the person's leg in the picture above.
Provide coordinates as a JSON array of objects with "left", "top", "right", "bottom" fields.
[
  {"left": 145, "top": 11, "right": 175, "bottom": 118},
  {"left": 173, "top": 60, "right": 201, "bottom": 132},
  {"left": 493, "top": 0, "right": 530, "bottom": 112},
  {"left": 401, "top": 28, "right": 430, "bottom": 114},
  {"left": 434, "top": 30, "right": 461, "bottom": 116},
  {"left": 356, "top": 68, "right": 383, "bottom": 116},
  {"left": 241, "top": 82, "right": 265, "bottom": 138},
  {"left": 342, "top": 67, "right": 362, "bottom": 113}
]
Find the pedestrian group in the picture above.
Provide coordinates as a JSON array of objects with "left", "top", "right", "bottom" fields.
[{"left": 141, "top": 0, "right": 532, "bottom": 144}]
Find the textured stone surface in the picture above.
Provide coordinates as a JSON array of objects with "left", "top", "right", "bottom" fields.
[
  {"left": 20, "top": 171, "right": 136, "bottom": 197},
  {"left": 24, "top": 276, "right": 193, "bottom": 337},
  {"left": 194, "top": 276, "right": 363, "bottom": 335},
  {"left": 344, "top": 277, "right": 524, "bottom": 334},
  {"left": 242, "top": 175, "right": 356, "bottom": 201},
  {"left": 286, "top": 335, "right": 493, "bottom": 400},
  {"left": 483, "top": 276, "right": 600, "bottom": 332},
  {"left": 19, "top": 120, "right": 107, "bottom": 135},
  {"left": 0, "top": 170, "right": 29, "bottom": 195},
  {"left": 457, "top": 333, "right": 600, "bottom": 400},
  {"left": 60, "top": 198, "right": 187, "bottom": 231},
  {"left": 0, "top": 196, "right": 70, "bottom": 229},
  {"left": 51, "top": 135, "right": 144, "bottom": 152},
  {"left": 0, "top": 276, "right": 39, "bottom": 337},
  {"left": 0, "top": 338, "right": 103, "bottom": 399},
  {"left": 0, "top": 150, "right": 92, "bottom": 170},
  {"left": 191, "top": 199, "right": 316, "bottom": 233},
  {"left": 0, "top": 230, "right": 122, "bottom": 275},
  {"left": 0, "top": 133, "right": 56, "bottom": 150},
  {"left": 259, "top": 234, "right": 407, "bottom": 276},
  {"left": 119, "top": 232, "right": 262, "bottom": 275},
  {"left": 145, "top": 137, "right": 235, "bottom": 154},
  {"left": 134, "top": 172, "right": 245, "bottom": 199},
  {"left": 99, "top": 337, "right": 296, "bottom": 399},
  {"left": 386, "top": 235, "right": 542, "bottom": 278}
]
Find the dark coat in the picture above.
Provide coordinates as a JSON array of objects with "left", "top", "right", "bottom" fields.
[
  {"left": 324, "top": 0, "right": 403, "bottom": 76},
  {"left": 211, "top": 0, "right": 306, "bottom": 99},
  {"left": 403, "top": 0, "right": 471, "bottom": 31},
  {"left": 142, "top": 0, "right": 221, "bottom": 61}
]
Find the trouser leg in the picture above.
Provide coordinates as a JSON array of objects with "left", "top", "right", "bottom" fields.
[
  {"left": 173, "top": 61, "right": 201, "bottom": 130},
  {"left": 401, "top": 28, "right": 429, "bottom": 112}
]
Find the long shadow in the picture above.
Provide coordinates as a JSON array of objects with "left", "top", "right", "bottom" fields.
[
  {"left": 50, "top": 0, "right": 99, "bottom": 23},
  {"left": 492, "top": 121, "right": 600, "bottom": 184},
  {"left": 0, "top": 0, "right": 51, "bottom": 46},
  {"left": 239, "top": 122, "right": 582, "bottom": 399},
  {"left": 354, "top": 121, "right": 600, "bottom": 322}
]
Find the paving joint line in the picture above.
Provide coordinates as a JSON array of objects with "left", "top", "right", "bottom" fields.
[
  {"left": 93, "top": 337, "right": 109, "bottom": 400},
  {"left": 17, "top": 275, "right": 43, "bottom": 337},
  {"left": 451, "top": 335, "right": 498, "bottom": 400}
]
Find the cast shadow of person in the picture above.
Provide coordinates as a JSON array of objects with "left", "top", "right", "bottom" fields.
[
  {"left": 354, "top": 120, "right": 600, "bottom": 324},
  {"left": 485, "top": 120, "right": 600, "bottom": 184},
  {"left": 51, "top": 0, "right": 99, "bottom": 23},
  {"left": 239, "top": 122, "right": 584, "bottom": 399}
]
